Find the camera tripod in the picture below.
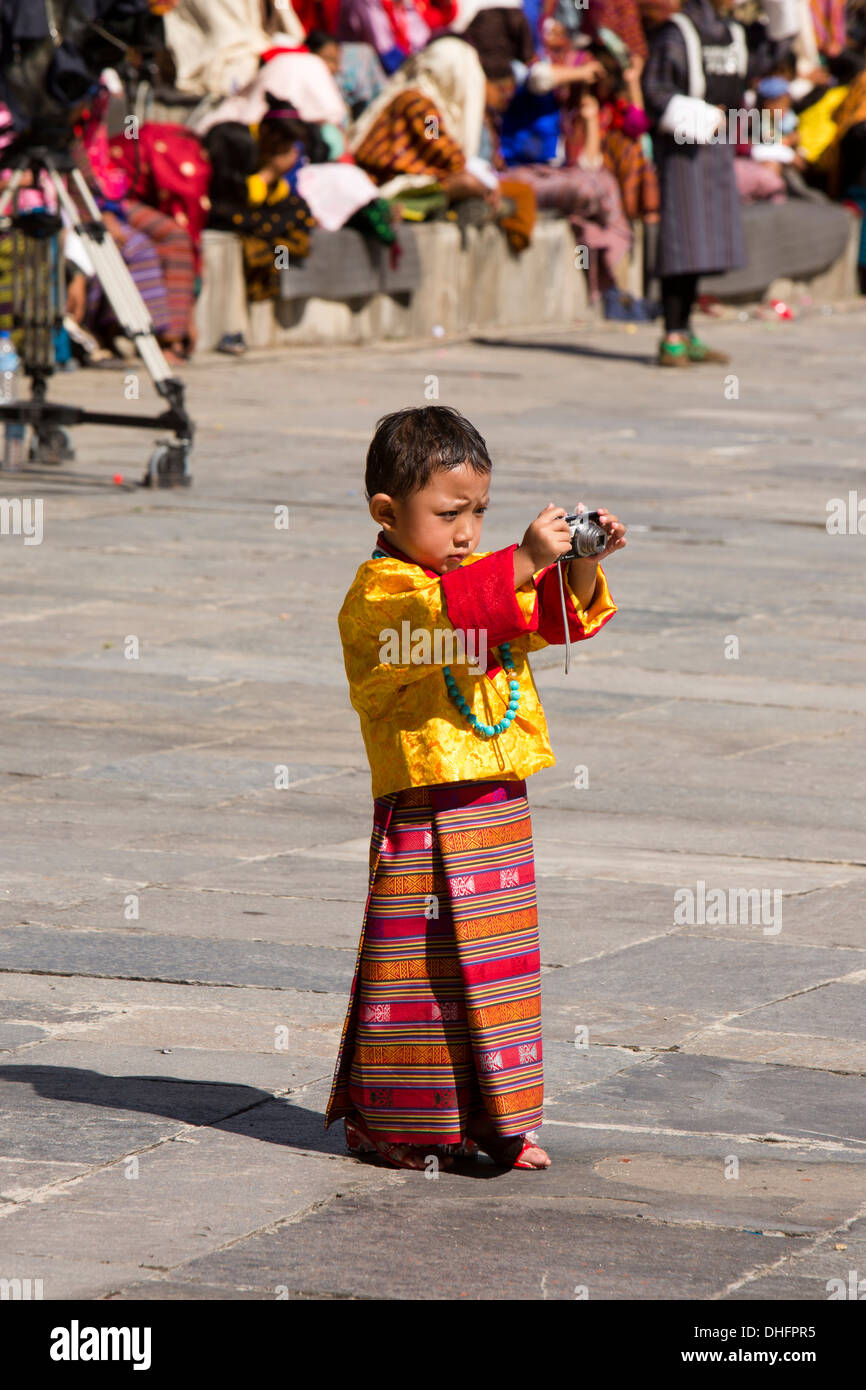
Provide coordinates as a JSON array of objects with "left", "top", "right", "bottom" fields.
[{"left": 0, "top": 142, "right": 193, "bottom": 486}]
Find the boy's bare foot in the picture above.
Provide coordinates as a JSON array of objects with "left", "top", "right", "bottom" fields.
[{"left": 466, "top": 1111, "right": 551, "bottom": 1168}]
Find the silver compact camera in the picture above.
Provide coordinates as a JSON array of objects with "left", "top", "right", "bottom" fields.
[{"left": 563, "top": 509, "right": 607, "bottom": 559}]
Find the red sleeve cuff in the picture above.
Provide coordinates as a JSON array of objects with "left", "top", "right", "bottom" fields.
[
  {"left": 534, "top": 563, "right": 609, "bottom": 644},
  {"left": 441, "top": 544, "right": 538, "bottom": 650}
]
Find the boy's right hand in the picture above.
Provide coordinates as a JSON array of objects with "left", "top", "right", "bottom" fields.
[{"left": 518, "top": 503, "right": 573, "bottom": 572}]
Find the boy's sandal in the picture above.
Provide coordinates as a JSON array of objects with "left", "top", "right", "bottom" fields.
[
  {"left": 509, "top": 1133, "right": 552, "bottom": 1169},
  {"left": 344, "top": 1115, "right": 377, "bottom": 1154},
  {"left": 344, "top": 1114, "right": 456, "bottom": 1171},
  {"left": 483, "top": 1131, "right": 551, "bottom": 1170}
]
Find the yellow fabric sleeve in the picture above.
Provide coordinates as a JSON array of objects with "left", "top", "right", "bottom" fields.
[
  {"left": 339, "top": 560, "right": 465, "bottom": 719},
  {"left": 798, "top": 86, "right": 848, "bottom": 166},
  {"left": 565, "top": 563, "right": 616, "bottom": 633}
]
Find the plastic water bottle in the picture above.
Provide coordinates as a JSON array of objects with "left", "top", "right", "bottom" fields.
[{"left": 0, "top": 334, "right": 25, "bottom": 470}]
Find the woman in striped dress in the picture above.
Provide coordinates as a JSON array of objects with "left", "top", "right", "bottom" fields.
[{"left": 349, "top": 36, "right": 508, "bottom": 208}]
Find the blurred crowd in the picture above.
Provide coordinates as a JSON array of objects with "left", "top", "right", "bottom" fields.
[{"left": 3, "top": 0, "right": 866, "bottom": 366}]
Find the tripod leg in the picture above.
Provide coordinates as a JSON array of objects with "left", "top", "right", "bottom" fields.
[
  {"left": 67, "top": 169, "right": 182, "bottom": 384},
  {"left": 47, "top": 166, "right": 184, "bottom": 396},
  {"left": 27, "top": 156, "right": 195, "bottom": 486}
]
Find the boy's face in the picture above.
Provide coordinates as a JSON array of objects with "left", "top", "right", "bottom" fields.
[{"left": 369, "top": 461, "right": 489, "bottom": 574}]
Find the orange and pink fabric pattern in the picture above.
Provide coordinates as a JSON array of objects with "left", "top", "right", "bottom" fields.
[{"left": 325, "top": 778, "right": 543, "bottom": 1144}]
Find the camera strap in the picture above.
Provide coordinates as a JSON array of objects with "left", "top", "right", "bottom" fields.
[{"left": 557, "top": 558, "right": 572, "bottom": 676}]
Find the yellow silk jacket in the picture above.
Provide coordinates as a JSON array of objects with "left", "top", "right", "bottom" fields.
[{"left": 339, "top": 537, "right": 616, "bottom": 798}]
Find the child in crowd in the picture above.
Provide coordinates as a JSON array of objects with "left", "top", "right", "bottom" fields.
[
  {"left": 204, "top": 99, "right": 316, "bottom": 308},
  {"left": 734, "top": 75, "right": 803, "bottom": 200},
  {"left": 325, "top": 405, "right": 625, "bottom": 1172}
]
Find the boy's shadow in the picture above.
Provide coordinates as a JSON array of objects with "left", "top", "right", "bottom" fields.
[{"left": 0, "top": 1066, "right": 509, "bottom": 1178}]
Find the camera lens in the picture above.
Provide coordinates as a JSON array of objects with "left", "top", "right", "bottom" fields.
[{"left": 574, "top": 524, "right": 606, "bottom": 557}]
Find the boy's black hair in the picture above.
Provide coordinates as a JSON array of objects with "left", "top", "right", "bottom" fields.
[{"left": 365, "top": 406, "right": 492, "bottom": 500}]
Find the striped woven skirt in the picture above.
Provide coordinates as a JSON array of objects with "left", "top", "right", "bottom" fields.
[
  {"left": 87, "top": 222, "right": 170, "bottom": 338},
  {"left": 324, "top": 778, "right": 543, "bottom": 1145},
  {"left": 125, "top": 200, "right": 195, "bottom": 341}
]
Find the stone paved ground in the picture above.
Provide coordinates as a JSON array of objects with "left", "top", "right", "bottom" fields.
[{"left": 0, "top": 309, "right": 864, "bottom": 1302}]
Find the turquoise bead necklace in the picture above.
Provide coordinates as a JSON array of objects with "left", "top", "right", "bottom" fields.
[
  {"left": 371, "top": 545, "right": 520, "bottom": 739},
  {"left": 444, "top": 642, "right": 520, "bottom": 739}
]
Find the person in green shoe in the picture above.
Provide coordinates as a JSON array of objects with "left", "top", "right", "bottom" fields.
[{"left": 642, "top": 0, "right": 796, "bottom": 366}]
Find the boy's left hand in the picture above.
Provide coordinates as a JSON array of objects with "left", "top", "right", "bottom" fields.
[{"left": 575, "top": 503, "right": 627, "bottom": 561}]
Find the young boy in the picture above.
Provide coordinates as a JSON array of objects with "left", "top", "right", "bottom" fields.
[{"left": 324, "top": 406, "right": 625, "bottom": 1171}]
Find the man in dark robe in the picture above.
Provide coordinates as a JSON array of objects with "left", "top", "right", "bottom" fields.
[{"left": 642, "top": 0, "right": 793, "bottom": 365}]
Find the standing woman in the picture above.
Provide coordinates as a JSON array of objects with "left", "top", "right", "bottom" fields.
[{"left": 642, "top": 0, "right": 756, "bottom": 366}]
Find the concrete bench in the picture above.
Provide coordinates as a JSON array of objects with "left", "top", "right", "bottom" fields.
[
  {"left": 195, "top": 204, "right": 860, "bottom": 350},
  {"left": 196, "top": 219, "right": 591, "bottom": 349}
]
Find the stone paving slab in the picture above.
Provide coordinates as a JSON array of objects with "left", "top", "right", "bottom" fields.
[
  {"left": 726, "top": 981, "right": 866, "bottom": 1042},
  {"left": 563, "top": 1152, "right": 865, "bottom": 1234},
  {"left": 110, "top": 1281, "right": 335, "bottom": 1299},
  {"left": 682, "top": 1024, "right": 866, "bottom": 1074},
  {"left": 719, "top": 1217, "right": 866, "bottom": 1300},
  {"left": 534, "top": 879, "right": 866, "bottom": 961},
  {"left": 719, "top": 1276, "right": 843, "bottom": 1299},
  {"left": 11, "top": 889, "right": 368, "bottom": 947},
  {"left": 540, "top": 1120, "right": 866, "bottom": 1166},
  {"left": 0, "top": 1130, "right": 397, "bottom": 1300},
  {"left": 0, "top": 1042, "right": 332, "bottom": 1090},
  {"left": 2, "top": 784, "right": 363, "bottom": 850},
  {"left": 0, "top": 971, "right": 347, "bottom": 1020},
  {"left": 117, "top": 1187, "right": 802, "bottom": 1301},
  {"left": 532, "top": 829, "right": 866, "bottom": 891},
  {"left": 199, "top": 860, "right": 370, "bottom": 902},
  {"left": 540, "top": 937, "right": 861, "bottom": 1016},
  {"left": 537, "top": 1041, "right": 654, "bottom": 1098},
  {"left": 0, "top": 1060, "right": 268, "bottom": 1137},
  {"left": 0, "top": 977, "right": 346, "bottom": 1077},
  {"left": 0, "top": 926, "right": 353, "bottom": 991},
  {"left": 543, "top": 1052, "right": 866, "bottom": 1146},
  {"left": 0, "top": 1024, "right": 46, "bottom": 1049}
]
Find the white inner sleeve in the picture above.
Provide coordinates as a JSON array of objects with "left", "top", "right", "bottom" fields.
[
  {"left": 752, "top": 142, "right": 796, "bottom": 163},
  {"left": 526, "top": 60, "right": 556, "bottom": 96},
  {"left": 465, "top": 156, "right": 500, "bottom": 190},
  {"left": 659, "top": 94, "right": 726, "bottom": 145}
]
